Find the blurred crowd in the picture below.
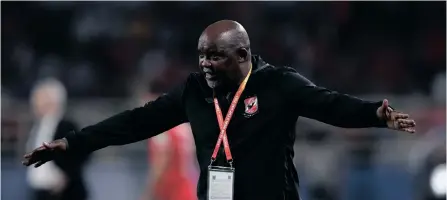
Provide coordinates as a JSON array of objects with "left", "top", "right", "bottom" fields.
[
  {"left": 1, "top": 2, "right": 446, "bottom": 200},
  {"left": 2, "top": 2, "right": 445, "bottom": 98}
]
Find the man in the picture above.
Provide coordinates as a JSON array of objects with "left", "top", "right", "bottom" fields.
[
  {"left": 23, "top": 20, "right": 416, "bottom": 200},
  {"left": 26, "top": 78, "right": 89, "bottom": 200},
  {"left": 139, "top": 80, "right": 198, "bottom": 200}
]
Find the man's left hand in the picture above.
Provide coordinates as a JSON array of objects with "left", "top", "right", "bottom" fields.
[{"left": 377, "top": 99, "right": 416, "bottom": 133}]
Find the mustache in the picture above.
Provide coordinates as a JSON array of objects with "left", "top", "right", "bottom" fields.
[{"left": 202, "top": 67, "right": 215, "bottom": 74}]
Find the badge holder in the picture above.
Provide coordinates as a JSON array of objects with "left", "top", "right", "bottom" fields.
[
  {"left": 207, "top": 65, "right": 251, "bottom": 200},
  {"left": 207, "top": 159, "right": 235, "bottom": 200}
]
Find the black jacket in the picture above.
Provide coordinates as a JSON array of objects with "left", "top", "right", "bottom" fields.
[{"left": 65, "top": 55, "right": 387, "bottom": 200}]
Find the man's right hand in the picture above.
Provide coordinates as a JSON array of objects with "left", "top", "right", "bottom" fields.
[{"left": 22, "top": 139, "right": 68, "bottom": 168}]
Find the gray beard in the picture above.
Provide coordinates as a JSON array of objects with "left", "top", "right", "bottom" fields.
[{"left": 206, "top": 79, "right": 221, "bottom": 89}]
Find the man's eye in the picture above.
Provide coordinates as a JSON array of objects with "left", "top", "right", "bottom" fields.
[
  {"left": 211, "top": 55, "right": 221, "bottom": 61},
  {"left": 199, "top": 54, "right": 205, "bottom": 59}
]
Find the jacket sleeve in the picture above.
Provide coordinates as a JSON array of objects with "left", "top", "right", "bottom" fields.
[
  {"left": 279, "top": 68, "right": 387, "bottom": 128},
  {"left": 64, "top": 82, "right": 188, "bottom": 154}
]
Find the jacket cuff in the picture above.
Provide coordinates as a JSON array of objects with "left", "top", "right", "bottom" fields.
[
  {"left": 64, "top": 130, "right": 92, "bottom": 158},
  {"left": 64, "top": 130, "right": 80, "bottom": 152},
  {"left": 367, "top": 101, "right": 388, "bottom": 128},
  {"left": 61, "top": 137, "right": 69, "bottom": 149}
]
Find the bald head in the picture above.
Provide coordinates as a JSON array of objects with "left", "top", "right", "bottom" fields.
[
  {"left": 198, "top": 20, "right": 252, "bottom": 89},
  {"left": 199, "top": 20, "right": 250, "bottom": 51}
]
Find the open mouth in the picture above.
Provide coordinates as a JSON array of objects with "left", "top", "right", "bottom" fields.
[{"left": 204, "top": 73, "right": 217, "bottom": 80}]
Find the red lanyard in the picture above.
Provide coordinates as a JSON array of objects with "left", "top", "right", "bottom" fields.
[{"left": 211, "top": 65, "right": 252, "bottom": 164}]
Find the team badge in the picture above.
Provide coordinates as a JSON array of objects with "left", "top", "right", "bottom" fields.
[{"left": 243, "top": 96, "right": 258, "bottom": 117}]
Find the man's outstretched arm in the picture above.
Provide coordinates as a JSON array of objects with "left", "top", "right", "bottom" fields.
[
  {"left": 65, "top": 86, "right": 188, "bottom": 154},
  {"left": 279, "top": 68, "right": 415, "bottom": 132},
  {"left": 23, "top": 83, "right": 188, "bottom": 167}
]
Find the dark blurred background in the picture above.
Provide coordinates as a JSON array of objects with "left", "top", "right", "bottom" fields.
[{"left": 1, "top": 1, "right": 446, "bottom": 200}]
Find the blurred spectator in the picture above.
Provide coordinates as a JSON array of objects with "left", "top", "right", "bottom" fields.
[
  {"left": 26, "top": 78, "right": 89, "bottom": 200},
  {"left": 139, "top": 80, "right": 198, "bottom": 200}
]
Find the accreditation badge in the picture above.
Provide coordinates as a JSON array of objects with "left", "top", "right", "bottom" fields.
[
  {"left": 207, "top": 165, "right": 235, "bottom": 200},
  {"left": 207, "top": 65, "right": 251, "bottom": 200}
]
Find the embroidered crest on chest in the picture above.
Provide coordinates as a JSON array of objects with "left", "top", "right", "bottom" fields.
[{"left": 243, "top": 96, "right": 259, "bottom": 118}]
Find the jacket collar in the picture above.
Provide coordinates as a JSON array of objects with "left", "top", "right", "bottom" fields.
[{"left": 251, "top": 55, "right": 269, "bottom": 73}]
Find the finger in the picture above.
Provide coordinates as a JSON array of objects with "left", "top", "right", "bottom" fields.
[
  {"left": 23, "top": 157, "right": 38, "bottom": 166},
  {"left": 23, "top": 147, "right": 47, "bottom": 166},
  {"left": 401, "top": 119, "right": 416, "bottom": 126},
  {"left": 397, "top": 122, "right": 415, "bottom": 129},
  {"left": 401, "top": 128, "right": 416, "bottom": 134},
  {"left": 398, "top": 119, "right": 416, "bottom": 126},
  {"left": 398, "top": 123, "right": 415, "bottom": 129},
  {"left": 44, "top": 141, "right": 61, "bottom": 150},
  {"left": 43, "top": 142, "right": 53, "bottom": 149},
  {"left": 385, "top": 107, "right": 393, "bottom": 119},
  {"left": 382, "top": 99, "right": 389, "bottom": 109},
  {"left": 394, "top": 113, "right": 409, "bottom": 119},
  {"left": 34, "top": 161, "right": 42, "bottom": 168},
  {"left": 24, "top": 152, "right": 32, "bottom": 158},
  {"left": 22, "top": 159, "right": 30, "bottom": 166},
  {"left": 386, "top": 107, "right": 393, "bottom": 114},
  {"left": 35, "top": 160, "right": 47, "bottom": 168},
  {"left": 379, "top": 99, "right": 389, "bottom": 116},
  {"left": 26, "top": 146, "right": 46, "bottom": 158},
  {"left": 36, "top": 145, "right": 46, "bottom": 150},
  {"left": 24, "top": 145, "right": 46, "bottom": 158}
]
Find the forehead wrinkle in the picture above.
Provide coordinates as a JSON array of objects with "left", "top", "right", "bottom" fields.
[{"left": 198, "top": 35, "right": 226, "bottom": 52}]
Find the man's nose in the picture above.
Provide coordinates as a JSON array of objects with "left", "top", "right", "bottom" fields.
[{"left": 200, "top": 59, "right": 212, "bottom": 68}]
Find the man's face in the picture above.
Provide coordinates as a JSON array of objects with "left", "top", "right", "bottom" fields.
[
  {"left": 31, "top": 88, "right": 57, "bottom": 118},
  {"left": 197, "top": 34, "right": 238, "bottom": 89}
]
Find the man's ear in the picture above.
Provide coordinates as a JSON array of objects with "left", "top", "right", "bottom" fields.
[{"left": 236, "top": 48, "right": 249, "bottom": 63}]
